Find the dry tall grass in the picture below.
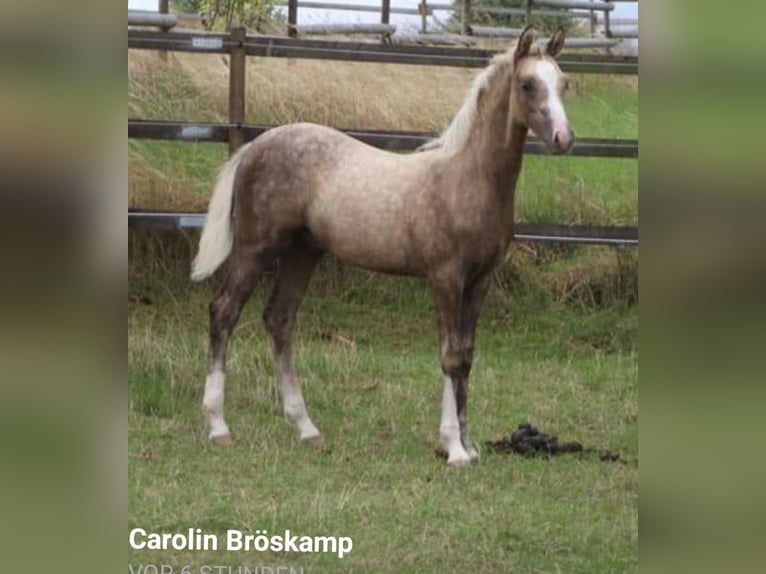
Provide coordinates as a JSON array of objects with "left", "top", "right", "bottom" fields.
[
  {"left": 129, "top": 49, "right": 476, "bottom": 130},
  {"left": 129, "top": 49, "right": 479, "bottom": 211},
  {"left": 128, "top": 49, "right": 637, "bottom": 214}
]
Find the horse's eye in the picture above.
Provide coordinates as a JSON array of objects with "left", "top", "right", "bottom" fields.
[{"left": 521, "top": 80, "right": 534, "bottom": 93}]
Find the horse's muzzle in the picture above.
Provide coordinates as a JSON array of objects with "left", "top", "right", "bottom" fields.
[{"left": 552, "top": 127, "right": 575, "bottom": 155}]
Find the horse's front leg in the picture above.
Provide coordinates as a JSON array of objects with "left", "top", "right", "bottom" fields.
[
  {"left": 431, "top": 273, "right": 474, "bottom": 467},
  {"left": 457, "top": 274, "right": 492, "bottom": 462}
]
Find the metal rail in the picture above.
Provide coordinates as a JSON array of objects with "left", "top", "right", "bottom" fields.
[
  {"left": 529, "top": 0, "right": 614, "bottom": 11},
  {"left": 128, "top": 211, "right": 638, "bottom": 246},
  {"left": 128, "top": 10, "right": 177, "bottom": 30},
  {"left": 608, "top": 27, "right": 639, "bottom": 39}
]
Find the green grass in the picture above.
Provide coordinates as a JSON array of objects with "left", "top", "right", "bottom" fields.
[
  {"left": 517, "top": 156, "right": 637, "bottom": 225},
  {"left": 128, "top": 248, "right": 638, "bottom": 573}
]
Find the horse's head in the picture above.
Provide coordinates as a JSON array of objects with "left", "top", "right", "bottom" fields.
[{"left": 511, "top": 26, "right": 574, "bottom": 154}]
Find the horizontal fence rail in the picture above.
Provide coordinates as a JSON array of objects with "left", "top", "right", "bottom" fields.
[
  {"left": 127, "top": 30, "right": 638, "bottom": 75},
  {"left": 128, "top": 10, "right": 177, "bottom": 30},
  {"left": 128, "top": 211, "right": 638, "bottom": 247},
  {"left": 608, "top": 27, "right": 639, "bottom": 39},
  {"left": 128, "top": 120, "right": 638, "bottom": 159},
  {"left": 529, "top": 0, "right": 614, "bottom": 11},
  {"left": 390, "top": 33, "right": 477, "bottom": 46}
]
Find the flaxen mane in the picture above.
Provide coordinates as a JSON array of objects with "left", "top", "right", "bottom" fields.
[{"left": 417, "top": 43, "right": 545, "bottom": 154}]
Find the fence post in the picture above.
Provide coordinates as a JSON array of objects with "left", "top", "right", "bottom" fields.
[
  {"left": 461, "top": 0, "right": 471, "bottom": 36},
  {"left": 228, "top": 26, "right": 247, "bottom": 156},
  {"left": 419, "top": 0, "right": 428, "bottom": 34},
  {"left": 603, "top": 0, "right": 612, "bottom": 54},
  {"left": 288, "top": 0, "right": 298, "bottom": 37},
  {"left": 589, "top": 0, "right": 596, "bottom": 36},
  {"left": 525, "top": 0, "right": 533, "bottom": 25},
  {"left": 381, "top": 0, "right": 391, "bottom": 24},
  {"left": 158, "top": 0, "right": 170, "bottom": 61}
]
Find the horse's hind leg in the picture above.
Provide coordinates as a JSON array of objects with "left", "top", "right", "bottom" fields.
[
  {"left": 204, "top": 253, "right": 266, "bottom": 445},
  {"left": 263, "top": 241, "right": 323, "bottom": 446}
]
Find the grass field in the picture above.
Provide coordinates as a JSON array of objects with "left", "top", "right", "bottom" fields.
[
  {"left": 128, "top": 45, "right": 638, "bottom": 573},
  {"left": 129, "top": 240, "right": 637, "bottom": 573}
]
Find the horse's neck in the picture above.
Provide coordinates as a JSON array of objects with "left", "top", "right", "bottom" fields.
[{"left": 471, "top": 94, "right": 528, "bottom": 193}]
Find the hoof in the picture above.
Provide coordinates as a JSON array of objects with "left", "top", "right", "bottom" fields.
[
  {"left": 302, "top": 434, "right": 324, "bottom": 449},
  {"left": 211, "top": 433, "right": 234, "bottom": 446},
  {"left": 446, "top": 454, "right": 473, "bottom": 468},
  {"left": 467, "top": 446, "right": 480, "bottom": 463}
]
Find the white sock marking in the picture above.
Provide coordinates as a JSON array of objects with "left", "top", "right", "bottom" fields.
[
  {"left": 440, "top": 376, "right": 470, "bottom": 465},
  {"left": 280, "top": 374, "right": 320, "bottom": 440},
  {"left": 203, "top": 370, "right": 230, "bottom": 438}
]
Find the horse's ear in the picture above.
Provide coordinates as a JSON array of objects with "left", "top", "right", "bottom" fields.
[
  {"left": 546, "top": 27, "right": 566, "bottom": 58},
  {"left": 514, "top": 25, "right": 535, "bottom": 64}
]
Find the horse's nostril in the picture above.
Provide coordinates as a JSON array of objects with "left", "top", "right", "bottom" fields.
[{"left": 554, "top": 133, "right": 560, "bottom": 144}]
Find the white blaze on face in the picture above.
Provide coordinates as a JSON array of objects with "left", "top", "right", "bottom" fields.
[{"left": 535, "top": 59, "right": 569, "bottom": 139}]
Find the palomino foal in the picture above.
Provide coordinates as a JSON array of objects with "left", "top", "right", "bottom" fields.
[{"left": 191, "top": 27, "right": 573, "bottom": 466}]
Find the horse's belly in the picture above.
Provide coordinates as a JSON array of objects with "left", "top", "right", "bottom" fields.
[{"left": 306, "top": 205, "right": 417, "bottom": 275}]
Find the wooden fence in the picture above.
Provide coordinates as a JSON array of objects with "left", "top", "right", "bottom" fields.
[{"left": 127, "top": 26, "right": 638, "bottom": 246}]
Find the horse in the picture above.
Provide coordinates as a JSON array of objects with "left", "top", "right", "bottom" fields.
[{"left": 191, "top": 26, "right": 574, "bottom": 466}]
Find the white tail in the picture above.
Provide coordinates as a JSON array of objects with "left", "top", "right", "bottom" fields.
[{"left": 191, "top": 143, "right": 251, "bottom": 281}]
